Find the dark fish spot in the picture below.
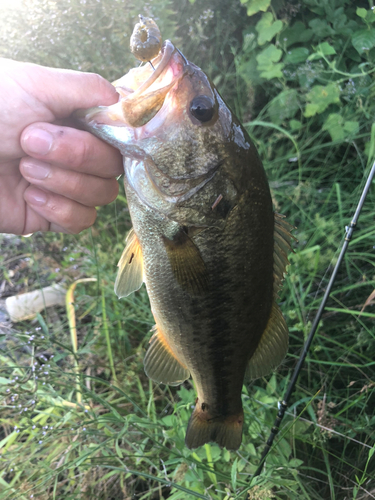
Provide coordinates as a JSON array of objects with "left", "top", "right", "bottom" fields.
[
  {"left": 128, "top": 253, "right": 134, "bottom": 264},
  {"left": 215, "top": 198, "right": 233, "bottom": 219}
]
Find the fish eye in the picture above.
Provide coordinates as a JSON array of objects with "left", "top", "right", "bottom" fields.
[{"left": 190, "top": 95, "right": 215, "bottom": 123}]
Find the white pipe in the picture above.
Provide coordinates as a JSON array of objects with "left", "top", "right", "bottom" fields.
[{"left": 5, "top": 284, "right": 66, "bottom": 322}]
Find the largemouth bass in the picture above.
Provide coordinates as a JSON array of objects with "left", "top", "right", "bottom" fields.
[{"left": 77, "top": 33, "right": 293, "bottom": 450}]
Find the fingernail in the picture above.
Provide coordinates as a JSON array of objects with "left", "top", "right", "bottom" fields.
[
  {"left": 25, "top": 187, "right": 48, "bottom": 206},
  {"left": 22, "top": 161, "right": 50, "bottom": 180},
  {"left": 23, "top": 129, "right": 53, "bottom": 155}
]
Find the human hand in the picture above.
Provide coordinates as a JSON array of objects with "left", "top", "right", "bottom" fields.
[{"left": 0, "top": 58, "right": 123, "bottom": 235}]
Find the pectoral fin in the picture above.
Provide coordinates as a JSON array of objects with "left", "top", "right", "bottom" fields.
[
  {"left": 246, "top": 301, "right": 289, "bottom": 380},
  {"left": 162, "top": 228, "right": 209, "bottom": 295},
  {"left": 144, "top": 325, "right": 190, "bottom": 386},
  {"left": 114, "top": 229, "right": 144, "bottom": 298}
]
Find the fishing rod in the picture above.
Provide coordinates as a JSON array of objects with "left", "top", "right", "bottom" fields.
[{"left": 252, "top": 159, "right": 375, "bottom": 479}]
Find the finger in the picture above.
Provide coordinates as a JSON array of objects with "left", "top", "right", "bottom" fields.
[
  {"left": 20, "top": 158, "right": 119, "bottom": 207},
  {"left": 4, "top": 60, "right": 119, "bottom": 115},
  {"left": 44, "top": 70, "right": 119, "bottom": 117},
  {"left": 20, "top": 122, "right": 123, "bottom": 177},
  {"left": 23, "top": 186, "right": 97, "bottom": 234},
  {"left": 25, "top": 62, "right": 119, "bottom": 117}
]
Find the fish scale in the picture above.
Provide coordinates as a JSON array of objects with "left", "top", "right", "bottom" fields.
[
  {"left": 76, "top": 29, "right": 293, "bottom": 450},
  {"left": 127, "top": 166, "right": 274, "bottom": 432}
]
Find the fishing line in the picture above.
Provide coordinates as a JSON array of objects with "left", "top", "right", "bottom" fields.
[
  {"left": 252, "top": 159, "right": 375, "bottom": 479},
  {"left": 304, "top": 147, "right": 370, "bottom": 328}
]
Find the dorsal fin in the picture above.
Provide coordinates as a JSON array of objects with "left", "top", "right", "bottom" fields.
[
  {"left": 246, "top": 213, "right": 295, "bottom": 380},
  {"left": 144, "top": 325, "right": 190, "bottom": 386},
  {"left": 114, "top": 229, "right": 144, "bottom": 298}
]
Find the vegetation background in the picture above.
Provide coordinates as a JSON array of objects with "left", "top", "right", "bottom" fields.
[{"left": 1, "top": 0, "right": 375, "bottom": 498}]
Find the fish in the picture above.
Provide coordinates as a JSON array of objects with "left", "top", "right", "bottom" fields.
[{"left": 76, "top": 28, "right": 293, "bottom": 450}]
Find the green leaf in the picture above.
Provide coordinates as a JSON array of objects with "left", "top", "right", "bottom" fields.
[
  {"left": 231, "top": 458, "right": 238, "bottom": 491},
  {"left": 319, "top": 42, "right": 337, "bottom": 55},
  {"left": 356, "top": 7, "right": 367, "bottom": 19},
  {"left": 115, "top": 439, "right": 124, "bottom": 458},
  {"left": 256, "top": 12, "right": 283, "bottom": 45},
  {"left": 308, "top": 42, "right": 337, "bottom": 60},
  {"left": 161, "top": 415, "right": 176, "bottom": 426},
  {"left": 284, "top": 47, "right": 310, "bottom": 64},
  {"left": 322, "top": 113, "right": 359, "bottom": 141},
  {"left": 260, "top": 63, "right": 284, "bottom": 79},
  {"left": 36, "top": 312, "right": 49, "bottom": 336},
  {"left": 238, "top": 457, "right": 247, "bottom": 472},
  {"left": 268, "top": 89, "right": 299, "bottom": 124},
  {"left": 304, "top": 83, "right": 341, "bottom": 117},
  {"left": 289, "top": 458, "right": 304, "bottom": 467},
  {"left": 0, "top": 431, "right": 18, "bottom": 451},
  {"left": 266, "top": 374, "right": 277, "bottom": 394},
  {"left": 278, "top": 438, "right": 292, "bottom": 459},
  {"left": 256, "top": 44, "right": 284, "bottom": 79},
  {"left": 256, "top": 44, "right": 283, "bottom": 64},
  {"left": 209, "top": 446, "right": 221, "bottom": 460},
  {"left": 308, "top": 18, "right": 335, "bottom": 38},
  {"left": 245, "top": 442, "right": 257, "bottom": 456},
  {"left": 343, "top": 121, "right": 360, "bottom": 136},
  {"left": 241, "top": 0, "right": 271, "bottom": 16},
  {"left": 222, "top": 449, "right": 231, "bottom": 462},
  {"left": 282, "top": 21, "right": 313, "bottom": 47},
  {"left": 352, "top": 28, "right": 375, "bottom": 53},
  {"left": 290, "top": 119, "right": 302, "bottom": 131}
]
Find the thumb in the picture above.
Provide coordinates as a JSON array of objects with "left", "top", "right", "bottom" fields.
[{"left": 27, "top": 63, "right": 119, "bottom": 118}]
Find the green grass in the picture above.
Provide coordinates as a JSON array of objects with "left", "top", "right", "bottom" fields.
[{"left": 1, "top": 133, "right": 374, "bottom": 498}]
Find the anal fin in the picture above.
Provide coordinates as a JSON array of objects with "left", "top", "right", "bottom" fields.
[
  {"left": 144, "top": 325, "right": 190, "bottom": 386},
  {"left": 114, "top": 229, "right": 143, "bottom": 298},
  {"left": 246, "top": 302, "right": 289, "bottom": 380}
]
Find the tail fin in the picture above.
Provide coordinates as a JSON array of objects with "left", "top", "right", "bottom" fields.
[{"left": 185, "top": 408, "right": 243, "bottom": 450}]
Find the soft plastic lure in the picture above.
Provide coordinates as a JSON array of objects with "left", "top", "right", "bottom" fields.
[{"left": 130, "top": 15, "right": 162, "bottom": 62}]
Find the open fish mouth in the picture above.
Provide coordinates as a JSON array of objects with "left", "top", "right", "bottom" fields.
[
  {"left": 74, "top": 38, "right": 223, "bottom": 221},
  {"left": 79, "top": 40, "right": 186, "bottom": 131}
]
